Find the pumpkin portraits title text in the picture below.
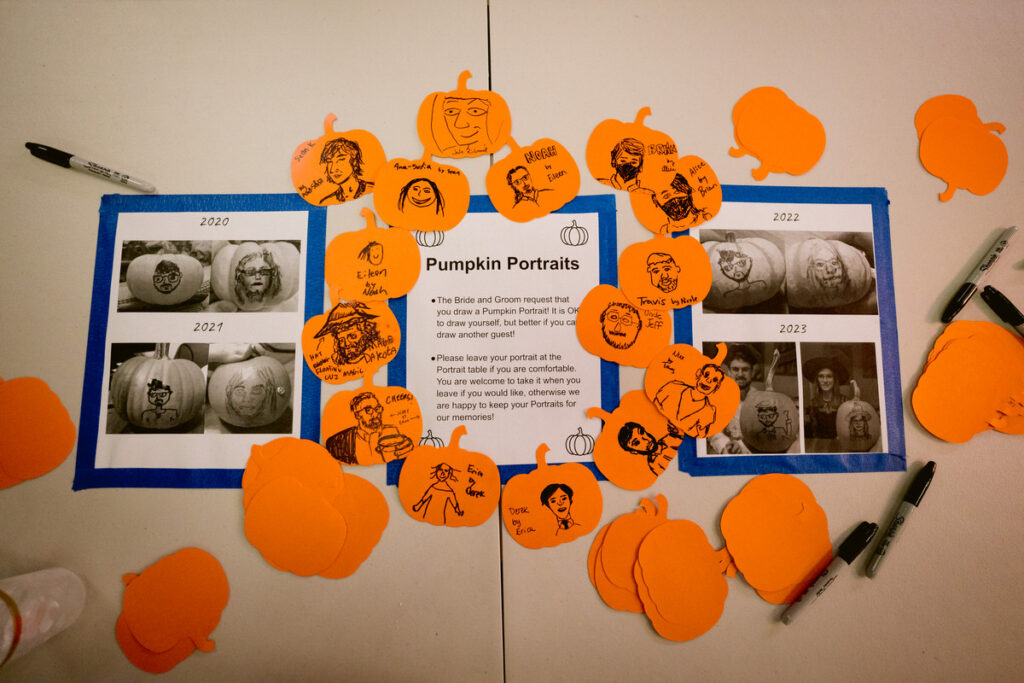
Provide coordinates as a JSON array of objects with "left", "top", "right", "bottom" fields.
[{"left": 425, "top": 256, "right": 580, "bottom": 273}]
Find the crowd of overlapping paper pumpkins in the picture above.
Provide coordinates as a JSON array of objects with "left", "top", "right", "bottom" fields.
[{"left": 1, "top": 73, "right": 1017, "bottom": 671}]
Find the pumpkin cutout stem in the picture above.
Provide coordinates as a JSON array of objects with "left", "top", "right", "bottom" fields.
[
  {"left": 448, "top": 425, "right": 468, "bottom": 449},
  {"left": 585, "top": 406, "right": 613, "bottom": 423},
  {"left": 714, "top": 546, "right": 737, "bottom": 578},
  {"left": 505, "top": 137, "right": 521, "bottom": 154},
  {"left": 634, "top": 107, "right": 653, "bottom": 125},
  {"left": 765, "top": 348, "right": 781, "bottom": 391},
  {"left": 708, "top": 343, "right": 727, "bottom": 366},
  {"left": 534, "top": 442, "right": 550, "bottom": 468},
  {"left": 456, "top": 70, "right": 472, "bottom": 91},
  {"left": 323, "top": 113, "right": 339, "bottom": 136},
  {"left": 360, "top": 207, "right": 378, "bottom": 229}
]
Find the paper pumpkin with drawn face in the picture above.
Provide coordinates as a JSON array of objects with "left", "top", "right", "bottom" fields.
[
  {"left": 485, "top": 137, "right": 581, "bottom": 222},
  {"left": 291, "top": 114, "right": 386, "bottom": 206},
  {"left": 628, "top": 157, "right": 722, "bottom": 234},
  {"left": 586, "top": 108, "right": 678, "bottom": 193},
  {"left": 398, "top": 426, "right": 500, "bottom": 527},
  {"left": 644, "top": 343, "right": 739, "bottom": 439},
  {"left": 325, "top": 208, "right": 421, "bottom": 303},
  {"left": 417, "top": 71, "right": 512, "bottom": 159},
  {"left": 586, "top": 391, "right": 681, "bottom": 491},
  {"left": 619, "top": 234, "right": 712, "bottom": 311},
  {"left": 301, "top": 300, "right": 400, "bottom": 384},
  {"left": 576, "top": 284, "right": 672, "bottom": 368},
  {"left": 372, "top": 152, "right": 470, "bottom": 231},
  {"left": 501, "top": 444, "right": 602, "bottom": 549},
  {"left": 321, "top": 375, "right": 422, "bottom": 466}
]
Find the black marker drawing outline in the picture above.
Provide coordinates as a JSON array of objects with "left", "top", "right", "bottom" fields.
[
  {"left": 412, "top": 462, "right": 465, "bottom": 523},
  {"left": 152, "top": 259, "right": 183, "bottom": 294},
  {"left": 599, "top": 301, "right": 643, "bottom": 350},
  {"left": 646, "top": 252, "right": 681, "bottom": 293},
  {"left": 652, "top": 363, "right": 726, "bottom": 438},
  {"left": 318, "top": 137, "right": 374, "bottom": 204},
  {"left": 617, "top": 420, "right": 682, "bottom": 475},
  {"left": 540, "top": 482, "right": 580, "bottom": 535},
  {"left": 398, "top": 177, "right": 446, "bottom": 215},
  {"left": 325, "top": 391, "right": 413, "bottom": 465}
]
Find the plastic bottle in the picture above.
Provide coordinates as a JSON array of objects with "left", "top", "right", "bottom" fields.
[{"left": 0, "top": 568, "right": 86, "bottom": 666}]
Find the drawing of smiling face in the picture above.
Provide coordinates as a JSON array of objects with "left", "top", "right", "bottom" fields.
[
  {"left": 646, "top": 254, "right": 680, "bottom": 293},
  {"left": 545, "top": 487, "right": 572, "bottom": 520},
  {"left": 849, "top": 411, "right": 871, "bottom": 438},
  {"left": 152, "top": 260, "right": 183, "bottom": 293},
  {"left": 442, "top": 97, "right": 490, "bottom": 147},
  {"left": 407, "top": 180, "right": 436, "bottom": 208},
  {"left": 695, "top": 365, "right": 724, "bottom": 395},
  {"left": 239, "top": 254, "right": 272, "bottom": 295},
  {"left": 718, "top": 251, "right": 753, "bottom": 283},
  {"left": 325, "top": 149, "right": 355, "bottom": 184},
  {"left": 809, "top": 244, "right": 846, "bottom": 290},
  {"left": 435, "top": 463, "right": 454, "bottom": 482},
  {"left": 600, "top": 303, "right": 641, "bottom": 349},
  {"left": 757, "top": 403, "right": 779, "bottom": 428},
  {"left": 146, "top": 380, "right": 172, "bottom": 408}
]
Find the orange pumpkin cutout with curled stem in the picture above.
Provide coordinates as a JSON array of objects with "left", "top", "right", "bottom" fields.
[
  {"left": 372, "top": 150, "right": 470, "bottom": 231},
  {"left": 321, "top": 372, "right": 422, "bottom": 466},
  {"left": 398, "top": 425, "right": 500, "bottom": 527},
  {"left": 291, "top": 114, "right": 386, "bottom": 206},
  {"left": 325, "top": 208, "right": 421, "bottom": 303},
  {"left": 485, "top": 136, "right": 581, "bottom": 222},
  {"left": 628, "top": 156, "right": 722, "bottom": 234},
  {"left": 417, "top": 70, "right": 512, "bottom": 159},
  {"left": 618, "top": 233, "right": 712, "bottom": 311},
  {"left": 914, "top": 94, "right": 1005, "bottom": 140},
  {"left": 576, "top": 284, "right": 672, "bottom": 368},
  {"left": 919, "top": 114, "right": 1007, "bottom": 201},
  {"left": 301, "top": 300, "right": 401, "bottom": 384},
  {"left": 729, "top": 87, "right": 826, "bottom": 180},
  {"left": 644, "top": 342, "right": 739, "bottom": 439},
  {"left": 586, "top": 107, "right": 678, "bottom": 193},
  {"left": 501, "top": 443, "right": 602, "bottom": 549},
  {"left": 586, "top": 391, "right": 682, "bottom": 491}
]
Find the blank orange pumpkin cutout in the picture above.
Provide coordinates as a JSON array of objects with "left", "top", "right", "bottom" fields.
[
  {"left": 915, "top": 95, "right": 1007, "bottom": 201},
  {"left": 242, "top": 437, "right": 346, "bottom": 510},
  {"left": 321, "top": 374, "right": 422, "bottom": 466},
  {"left": 485, "top": 136, "right": 581, "bottom": 222},
  {"left": 619, "top": 234, "right": 712, "bottom": 310},
  {"left": 398, "top": 425, "right": 500, "bottom": 527},
  {"left": 291, "top": 114, "right": 386, "bottom": 206},
  {"left": 121, "top": 547, "right": 229, "bottom": 655},
  {"left": 644, "top": 342, "right": 739, "bottom": 438},
  {"left": 116, "top": 612, "right": 196, "bottom": 674},
  {"left": 417, "top": 70, "right": 512, "bottom": 159},
  {"left": 628, "top": 156, "right": 722, "bottom": 234},
  {"left": 720, "top": 473, "right": 832, "bottom": 603},
  {"left": 634, "top": 520, "right": 732, "bottom": 641},
  {"left": 501, "top": 443, "right": 602, "bottom": 549},
  {"left": 586, "top": 107, "right": 678, "bottom": 193},
  {"left": 586, "top": 391, "right": 682, "bottom": 491},
  {"left": 301, "top": 300, "right": 401, "bottom": 384},
  {"left": 912, "top": 320, "right": 1024, "bottom": 442},
  {"left": 0, "top": 376, "right": 76, "bottom": 487},
  {"left": 576, "top": 284, "right": 671, "bottom": 368},
  {"left": 729, "top": 87, "right": 826, "bottom": 180},
  {"left": 372, "top": 150, "right": 470, "bottom": 231},
  {"left": 325, "top": 208, "right": 421, "bottom": 303},
  {"left": 319, "top": 472, "right": 390, "bottom": 579}
]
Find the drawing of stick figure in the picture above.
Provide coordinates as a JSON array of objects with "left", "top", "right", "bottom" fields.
[{"left": 412, "top": 462, "right": 465, "bottom": 524}]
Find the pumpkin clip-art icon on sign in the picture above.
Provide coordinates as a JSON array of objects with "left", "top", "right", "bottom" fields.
[{"left": 417, "top": 70, "right": 512, "bottom": 159}]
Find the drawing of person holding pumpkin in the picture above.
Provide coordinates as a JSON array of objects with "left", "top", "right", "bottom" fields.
[
  {"left": 325, "top": 392, "right": 412, "bottom": 465},
  {"left": 541, "top": 483, "right": 580, "bottom": 535},
  {"left": 318, "top": 137, "right": 374, "bottom": 204}
]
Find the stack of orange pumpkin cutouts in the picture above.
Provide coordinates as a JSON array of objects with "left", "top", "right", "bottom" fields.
[
  {"left": 0, "top": 376, "right": 76, "bottom": 488},
  {"left": 912, "top": 320, "right": 1024, "bottom": 441},
  {"left": 588, "top": 473, "right": 832, "bottom": 641},
  {"left": 728, "top": 87, "right": 827, "bottom": 181},
  {"left": 116, "top": 548, "right": 229, "bottom": 673},
  {"left": 242, "top": 437, "right": 389, "bottom": 578}
]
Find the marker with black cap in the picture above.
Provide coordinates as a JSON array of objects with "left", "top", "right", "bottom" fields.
[
  {"left": 866, "top": 461, "right": 936, "bottom": 577},
  {"left": 780, "top": 521, "right": 878, "bottom": 625}
]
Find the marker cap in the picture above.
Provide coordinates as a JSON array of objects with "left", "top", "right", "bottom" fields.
[
  {"left": 837, "top": 521, "right": 878, "bottom": 564},
  {"left": 904, "top": 461, "right": 935, "bottom": 506}
]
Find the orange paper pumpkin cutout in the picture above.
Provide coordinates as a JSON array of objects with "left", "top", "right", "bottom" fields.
[
  {"left": 586, "top": 107, "right": 678, "bottom": 193},
  {"left": 919, "top": 115, "right": 1007, "bottom": 202},
  {"left": 628, "top": 156, "right": 722, "bottom": 234},
  {"left": 291, "top": 114, "right": 386, "bottom": 206},
  {"left": 914, "top": 94, "right": 1004, "bottom": 139},
  {"left": 720, "top": 473, "right": 832, "bottom": 601},
  {"left": 485, "top": 136, "right": 581, "bottom": 222},
  {"left": 729, "top": 87, "right": 826, "bottom": 180},
  {"left": 321, "top": 374, "right": 422, "bottom": 466},
  {"left": 576, "top": 284, "right": 672, "bottom": 368},
  {"left": 644, "top": 342, "right": 740, "bottom": 439},
  {"left": 325, "top": 208, "right": 421, "bottom": 303},
  {"left": 372, "top": 151, "right": 470, "bottom": 231},
  {"left": 590, "top": 495, "right": 671, "bottom": 613},
  {"left": 634, "top": 520, "right": 731, "bottom": 641},
  {"left": 121, "top": 548, "right": 229, "bottom": 655},
  {"left": 398, "top": 426, "right": 500, "bottom": 527},
  {"left": 242, "top": 437, "right": 346, "bottom": 509},
  {"left": 417, "top": 70, "right": 512, "bottom": 159},
  {"left": 619, "top": 234, "right": 712, "bottom": 310},
  {"left": 0, "top": 377, "right": 76, "bottom": 487},
  {"left": 211, "top": 241, "right": 301, "bottom": 312},
  {"left": 912, "top": 320, "right": 1024, "bottom": 442},
  {"left": 702, "top": 231, "right": 786, "bottom": 310},
  {"left": 501, "top": 443, "right": 602, "bottom": 549},
  {"left": 586, "top": 391, "right": 682, "bottom": 491},
  {"left": 739, "top": 348, "right": 799, "bottom": 453},
  {"left": 301, "top": 300, "right": 401, "bottom": 384},
  {"left": 319, "top": 472, "right": 391, "bottom": 579},
  {"left": 115, "top": 613, "right": 196, "bottom": 674}
]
